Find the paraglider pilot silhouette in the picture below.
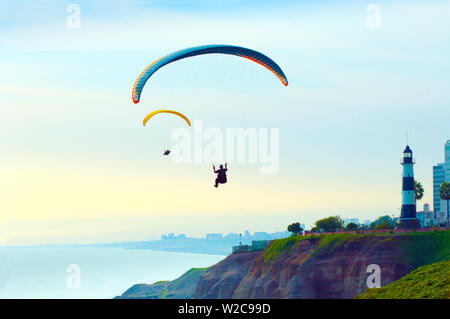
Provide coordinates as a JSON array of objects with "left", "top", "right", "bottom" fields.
[{"left": 213, "top": 163, "right": 228, "bottom": 188}]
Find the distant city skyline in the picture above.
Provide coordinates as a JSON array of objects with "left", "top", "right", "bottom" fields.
[{"left": 161, "top": 229, "right": 291, "bottom": 241}]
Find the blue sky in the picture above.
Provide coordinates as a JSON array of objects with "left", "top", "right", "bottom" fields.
[{"left": 0, "top": 0, "right": 449, "bottom": 245}]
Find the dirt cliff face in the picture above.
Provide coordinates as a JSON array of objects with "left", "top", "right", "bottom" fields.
[
  {"left": 193, "top": 231, "right": 449, "bottom": 299},
  {"left": 195, "top": 251, "right": 260, "bottom": 298},
  {"left": 118, "top": 231, "right": 449, "bottom": 299},
  {"left": 118, "top": 267, "right": 209, "bottom": 299}
]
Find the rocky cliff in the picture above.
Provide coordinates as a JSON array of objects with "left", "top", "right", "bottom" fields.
[
  {"left": 118, "top": 267, "right": 209, "bottom": 299},
  {"left": 118, "top": 230, "right": 450, "bottom": 299}
]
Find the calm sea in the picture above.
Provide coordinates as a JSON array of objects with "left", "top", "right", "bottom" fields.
[{"left": 0, "top": 246, "right": 225, "bottom": 299}]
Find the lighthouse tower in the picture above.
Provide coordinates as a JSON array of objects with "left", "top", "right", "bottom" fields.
[{"left": 399, "top": 145, "right": 421, "bottom": 229}]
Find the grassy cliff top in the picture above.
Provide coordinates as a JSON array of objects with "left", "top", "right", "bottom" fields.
[
  {"left": 262, "top": 230, "right": 450, "bottom": 264},
  {"left": 356, "top": 260, "right": 450, "bottom": 299}
]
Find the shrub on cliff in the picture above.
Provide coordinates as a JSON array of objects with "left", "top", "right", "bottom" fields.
[
  {"left": 344, "top": 222, "right": 359, "bottom": 231},
  {"left": 370, "top": 215, "right": 396, "bottom": 229},
  {"left": 375, "top": 220, "right": 394, "bottom": 230},
  {"left": 310, "top": 226, "right": 321, "bottom": 233}
]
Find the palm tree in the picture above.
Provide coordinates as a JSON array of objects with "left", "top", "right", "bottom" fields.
[
  {"left": 414, "top": 180, "right": 424, "bottom": 206},
  {"left": 439, "top": 182, "right": 450, "bottom": 226}
]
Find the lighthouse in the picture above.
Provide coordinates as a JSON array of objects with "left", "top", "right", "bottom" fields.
[{"left": 399, "top": 145, "right": 421, "bottom": 229}]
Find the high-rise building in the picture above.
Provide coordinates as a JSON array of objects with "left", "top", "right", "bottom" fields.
[
  {"left": 445, "top": 140, "right": 450, "bottom": 181},
  {"left": 445, "top": 140, "right": 450, "bottom": 171},
  {"left": 433, "top": 140, "right": 450, "bottom": 224},
  {"left": 399, "top": 145, "right": 420, "bottom": 228},
  {"left": 443, "top": 140, "right": 450, "bottom": 221},
  {"left": 433, "top": 163, "right": 445, "bottom": 214}
]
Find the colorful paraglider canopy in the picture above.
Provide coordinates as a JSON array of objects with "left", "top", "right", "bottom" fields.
[
  {"left": 142, "top": 109, "right": 191, "bottom": 127},
  {"left": 132, "top": 44, "right": 288, "bottom": 104}
]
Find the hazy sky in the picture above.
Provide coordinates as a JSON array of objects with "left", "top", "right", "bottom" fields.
[{"left": 1, "top": 0, "right": 449, "bottom": 245}]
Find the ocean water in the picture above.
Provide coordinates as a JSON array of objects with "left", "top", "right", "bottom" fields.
[{"left": 0, "top": 246, "right": 225, "bottom": 299}]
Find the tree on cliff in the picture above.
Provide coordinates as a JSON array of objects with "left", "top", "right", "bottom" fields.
[
  {"left": 370, "top": 215, "right": 396, "bottom": 229},
  {"left": 344, "top": 222, "right": 359, "bottom": 231},
  {"left": 414, "top": 180, "right": 424, "bottom": 204},
  {"left": 287, "top": 222, "right": 303, "bottom": 235},
  {"left": 439, "top": 182, "right": 450, "bottom": 226},
  {"left": 314, "top": 215, "right": 344, "bottom": 233}
]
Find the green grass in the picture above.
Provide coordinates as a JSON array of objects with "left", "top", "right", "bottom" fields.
[
  {"left": 170, "top": 267, "right": 210, "bottom": 289},
  {"left": 263, "top": 232, "right": 380, "bottom": 263},
  {"left": 356, "top": 260, "right": 450, "bottom": 299},
  {"left": 399, "top": 231, "right": 450, "bottom": 268},
  {"left": 184, "top": 267, "right": 210, "bottom": 274},
  {"left": 262, "top": 230, "right": 450, "bottom": 264},
  {"left": 262, "top": 235, "right": 316, "bottom": 262},
  {"left": 312, "top": 233, "right": 354, "bottom": 251},
  {"left": 152, "top": 280, "right": 169, "bottom": 285}
]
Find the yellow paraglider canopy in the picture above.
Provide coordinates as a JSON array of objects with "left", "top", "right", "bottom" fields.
[{"left": 143, "top": 109, "right": 191, "bottom": 127}]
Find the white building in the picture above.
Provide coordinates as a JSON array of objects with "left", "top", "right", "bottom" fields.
[
  {"left": 344, "top": 218, "right": 359, "bottom": 226},
  {"left": 416, "top": 203, "right": 434, "bottom": 228}
]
